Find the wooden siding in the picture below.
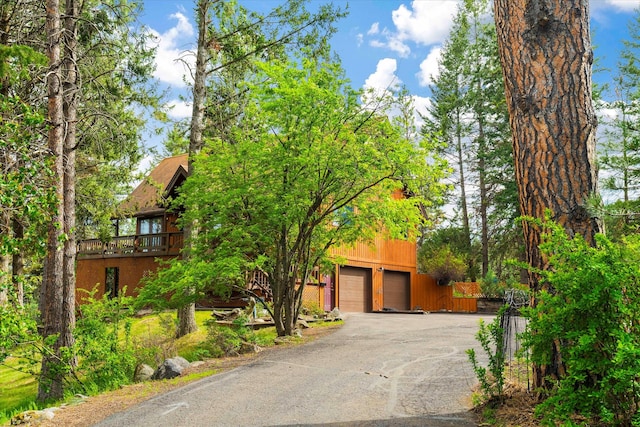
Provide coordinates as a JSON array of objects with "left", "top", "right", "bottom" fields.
[
  {"left": 452, "top": 298, "right": 478, "bottom": 313},
  {"left": 411, "top": 273, "right": 452, "bottom": 312},
  {"left": 76, "top": 255, "right": 174, "bottom": 304},
  {"left": 331, "top": 236, "right": 417, "bottom": 269}
]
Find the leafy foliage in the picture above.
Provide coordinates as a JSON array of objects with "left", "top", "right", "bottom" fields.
[
  {"left": 522, "top": 217, "right": 640, "bottom": 425},
  {"left": 418, "top": 244, "right": 466, "bottom": 285},
  {"left": 70, "top": 290, "right": 136, "bottom": 394},
  {"left": 0, "top": 304, "right": 38, "bottom": 363},
  {"left": 467, "top": 306, "right": 507, "bottom": 402},
  {"left": 144, "top": 54, "right": 447, "bottom": 336}
]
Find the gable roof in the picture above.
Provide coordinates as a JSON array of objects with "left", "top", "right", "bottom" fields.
[{"left": 118, "top": 154, "right": 189, "bottom": 217}]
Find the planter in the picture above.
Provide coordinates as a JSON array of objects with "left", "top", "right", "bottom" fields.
[{"left": 476, "top": 297, "right": 505, "bottom": 314}]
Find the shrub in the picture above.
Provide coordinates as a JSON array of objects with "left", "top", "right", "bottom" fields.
[
  {"left": 301, "top": 300, "right": 324, "bottom": 317},
  {"left": 418, "top": 244, "right": 466, "bottom": 285},
  {"left": 70, "top": 289, "right": 137, "bottom": 394},
  {"left": 522, "top": 218, "right": 640, "bottom": 426},
  {"left": 467, "top": 306, "right": 507, "bottom": 402}
]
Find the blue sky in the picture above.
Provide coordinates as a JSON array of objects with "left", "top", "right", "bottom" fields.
[{"left": 138, "top": 0, "right": 640, "bottom": 149}]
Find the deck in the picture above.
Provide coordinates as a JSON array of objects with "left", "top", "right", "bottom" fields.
[{"left": 77, "top": 232, "right": 184, "bottom": 259}]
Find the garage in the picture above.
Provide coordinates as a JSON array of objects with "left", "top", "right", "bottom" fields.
[
  {"left": 383, "top": 270, "right": 410, "bottom": 311},
  {"left": 338, "top": 266, "right": 372, "bottom": 312}
]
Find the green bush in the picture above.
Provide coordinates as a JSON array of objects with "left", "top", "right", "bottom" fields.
[
  {"left": 70, "top": 289, "right": 137, "bottom": 394},
  {"left": 467, "top": 306, "right": 507, "bottom": 402},
  {"left": 418, "top": 244, "right": 466, "bottom": 285},
  {"left": 522, "top": 218, "right": 640, "bottom": 426},
  {"left": 301, "top": 300, "right": 324, "bottom": 317}
]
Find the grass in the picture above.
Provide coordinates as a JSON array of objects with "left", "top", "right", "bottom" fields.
[
  {"left": 0, "top": 310, "right": 341, "bottom": 425},
  {"left": 0, "top": 357, "right": 39, "bottom": 422}
]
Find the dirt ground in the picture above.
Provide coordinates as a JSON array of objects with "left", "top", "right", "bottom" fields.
[{"left": 25, "top": 326, "right": 340, "bottom": 427}]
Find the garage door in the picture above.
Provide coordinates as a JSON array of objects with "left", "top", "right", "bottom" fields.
[
  {"left": 383, "top": 270, "right": 410, "bottom": 311},
  {"left": 338, "top": 267, "right": 371, "bottom": 312}
]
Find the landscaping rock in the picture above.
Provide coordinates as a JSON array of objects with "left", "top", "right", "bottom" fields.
[
  {"left": 134, "top": 363, "right": 155, "bottom": 382},
  {"left": 296, "top": 319, "right": 310, "bottom": 329},
  {"left": 152, "top": 357, "right": 191, "bottom": 380},
  {"left": 11, "top": 408, "right": 57, "bottom": 425},
  {"left": 326, "top": 307, "right": 343, "bottom": 321},
  {"left": 239, "top": 341, "right": 262, "bottom": 354}
]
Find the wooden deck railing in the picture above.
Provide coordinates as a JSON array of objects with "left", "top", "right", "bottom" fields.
[{"left": 77, "top": 232, "right": 184, "bottom": 258}]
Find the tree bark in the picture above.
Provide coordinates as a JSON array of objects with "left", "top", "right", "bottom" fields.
[
  {"left": 12, "top": 218, "right": 24, "bottom": 306},
  {"left": 39, "top": 0, "right": 65, "bottom": 402},
  {"left": 494, "top": 0, "right": 603, "bottom": 389},
  {"left": 176, "top": 0, "right": 213, "bottom": 338},
  {"left": 61, "top": 0, "right": 78, "bottom": 364}
]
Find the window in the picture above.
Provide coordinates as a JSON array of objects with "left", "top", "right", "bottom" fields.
[
  {"left": 139, "top": 216, "right": 163, "bottom": 234},
  {"left": 105, "top": 267, "right": 119, "bottom": 299}
]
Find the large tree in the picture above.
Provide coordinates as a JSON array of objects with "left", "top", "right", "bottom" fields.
[
  {"left": 597, "top": 9, "right": 640, "bottom": 239},
  {"left": 172, "top": 0, "right": 346, "bottom": 337},
  {"left": 424, "top": 0, "right": 517, "bottom": 281},
  {"left": 142, "top": 56, "right": 447, "bottom": 337},
  {"left": 494, "top": 0, "right": 603, "bottom": 388}
]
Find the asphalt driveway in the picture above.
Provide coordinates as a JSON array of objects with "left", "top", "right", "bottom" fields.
[{"left": 95, "top": 312, "right": 493, "bottom": 427}]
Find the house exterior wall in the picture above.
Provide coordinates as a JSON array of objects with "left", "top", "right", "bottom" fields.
[
  {"left": 76, "top": 255, "right": 173, "bottom": 304},
  {"left": 331, "top": 237, "right": 450, "bottom": 312}
]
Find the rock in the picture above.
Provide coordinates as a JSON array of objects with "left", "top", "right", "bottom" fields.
[
  {"left": 171, "top": 356, "right": 191, "bottom": 369},
  {"left": 134, "top": 363, "right": 155, "bottom": 382},
  {"left": 293, "top": 328, "right": 303, "bottom": 338},
  {"left": 11, "top": 408, "right": 58, "bottom": 425},
  {"left": 152, "top": 357, "right": 191, "bottom": 380},
  {"left": 326, "top": 307, "right": 343, "bottom": 321},
  {"left": 239, "top": 341, "right": 262, "bottom": 354},
  {"left": 211, "top": 308, "right": 242, "bottom": 321},
  {"left": 296, "top": 319, "right": 310, "bottom": 329}
]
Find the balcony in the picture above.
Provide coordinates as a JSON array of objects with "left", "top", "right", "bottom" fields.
[{"left": 77, "top": 232, "right": 184, "bottom": 259}]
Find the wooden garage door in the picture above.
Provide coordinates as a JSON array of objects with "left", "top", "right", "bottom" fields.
[
  {"left": 338, "top": 267, "right": 371, "bottom": 312},
  {"left": 383, "top": 270, "right": 410, "bottom": 311}
]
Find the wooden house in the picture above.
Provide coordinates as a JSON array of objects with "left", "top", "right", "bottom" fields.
[{"left": 76, "top": 154, "right": 469, "bottom": 312}]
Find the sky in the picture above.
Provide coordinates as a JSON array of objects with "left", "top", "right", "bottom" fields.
[{"left": 136, "top": 0, "right": 640, "bottom": 154}]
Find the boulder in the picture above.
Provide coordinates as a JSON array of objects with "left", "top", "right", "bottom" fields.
[
  {"left": 134, "top": 363, "right": 155, "bottom": 382},
  {"left": 152, "top": 357, "right": 191, "bottom": 380},
  {"left": 326, "top": 307, "right": 343, "bottom": 321},
  {"left": 239, "top": 341, "right": 262, "bottom": 354}
]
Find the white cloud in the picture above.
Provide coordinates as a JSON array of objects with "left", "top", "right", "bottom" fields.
[
  {"left": 412, "top": 95, "right": 432, "bottom": 128},
  {"left": 367, "top": 22, "right": 380, "bottom": 35},
  {"left": 166, "top": 100, "right": 192, "bottom": 119},
  {"left": 366, "top": 1, "right": 458, "bottom": 57},
  {"left": 148, "top": 12, "right": 195, "bottom": 88},
  {"left": 417, "top": 46, "right": 442, "bottom": 87},
  {"left": 364, "top": 58, "right": 402, "bottom": 93},
  {"left": 603, "top": 0, "right": 640, "bottom": 12},
  {"left": 392, "top": 2, "right": 458, "bottom": 46}
]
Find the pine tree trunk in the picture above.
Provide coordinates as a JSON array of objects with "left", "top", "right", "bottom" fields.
[
  {"left": 39, "top": 0, "right": 65, "bottom": 402},
  {"left": 176, "top": 0, "right": 213, "bottom": 338},
  {"left": 0, "top": 219, "right": 9, "bottom": 305},
  {"left": 12, "top": 218, "right": 24, "bottom": 306},
  {"left": 494, "top": 0, "right": 603, "bottom": 389},
  {"left": 455, "top": 114, "right": 474, "bottom": 281},
  {"left": 61, "top": 0, "right": 78, "bottom": 364}
]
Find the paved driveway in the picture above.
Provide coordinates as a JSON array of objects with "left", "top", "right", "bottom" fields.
[{"left": 96, "top": 312, "right": 492, "bottom": 427}]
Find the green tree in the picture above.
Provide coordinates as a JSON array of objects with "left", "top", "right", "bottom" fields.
[
  {"left": 142, "top": 56, "right": 447, "bottom": 336},
  {"left": 423, "top": 0, "right": 517, "bottom": 281},
  {"left": 598, "top": 10, "right": 640, "bottom": 239},
  {"left": 173, "top": 0, "right": 346, "bottom": 337},
  {"left": 494, "top": 0, "right": 603, "bottom": 388}
]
